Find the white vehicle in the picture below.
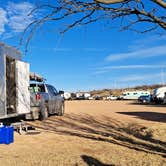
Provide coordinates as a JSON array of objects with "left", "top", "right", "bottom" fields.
[
  {"left": 88, "top": 96, "right": 94, "bottom": 100},
  {"left": 121, "top": 91, "right": 150, "bottom": 100},
  {"left": 76, "top": 93, "right": 82, "bottom": 98},
  {"left": 84, "top": 93, "right": 91, "bottom": 99},
  {"left": 63, "top": 92, "right": 71, "bottom": 100},
  {"left": 106, "top": 95, "right": 117, "bottom": 100},
  {"left": 76, "top": 92, "right": 84, "bottom": 99},
  {"left": 153, "top": 86, "right": 166, "bottom": 103}
]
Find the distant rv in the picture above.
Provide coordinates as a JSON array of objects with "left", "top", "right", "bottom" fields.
[
  {"left": 121, "top": 91, "right": 150, "bottom": 100},
  {"left": 153, "top": 86, "right": 166, "bottom": 103},
  {"left": 63, "top": 92, "right": 71, "bottom": 100}
]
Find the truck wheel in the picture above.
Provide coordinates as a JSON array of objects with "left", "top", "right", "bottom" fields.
[
  {"left": 58, "top": 103, "right": 64, "bottom": 116},
  {"left": 40, "top": 105, "right": 48, "bottom": 120},
  {"left": 143, "top": 100, "right": 146, "bottom": 103}
]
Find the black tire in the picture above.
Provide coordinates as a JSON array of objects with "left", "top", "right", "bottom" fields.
[
  {"left": 58, "top": 103, "right": 64, "bottom": 116},
  {"left": 40, "top": 105, "right": 48, "bottom": 120}
]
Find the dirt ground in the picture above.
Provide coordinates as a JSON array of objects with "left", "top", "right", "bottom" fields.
[{"left": 0, "top": 100, "right": 165, "bottom": 166}]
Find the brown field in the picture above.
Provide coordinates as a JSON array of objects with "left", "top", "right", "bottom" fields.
[{"left": 0, "top": 100, "right": 166, "bottom": 166}]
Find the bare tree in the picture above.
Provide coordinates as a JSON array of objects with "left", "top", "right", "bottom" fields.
[{"left": 21, "top": 0, "right": 166, "bottom": 48}]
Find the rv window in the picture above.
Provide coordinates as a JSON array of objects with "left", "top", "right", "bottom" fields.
[{"left": 133, "top": 93, "right": 137, "bottom": 95}]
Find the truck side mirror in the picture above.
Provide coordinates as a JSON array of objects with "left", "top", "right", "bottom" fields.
[{"left": 59, "top": 90, "right": 64, "bottom": 95}]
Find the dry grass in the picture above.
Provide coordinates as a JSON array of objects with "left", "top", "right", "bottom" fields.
[{"left": 0, "top": 100, "right": 165, "bottom": 166}]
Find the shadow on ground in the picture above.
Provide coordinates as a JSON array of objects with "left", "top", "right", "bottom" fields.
[
  {"left": 81, "top": 155, "right": 114, "bottom": 166},
  {"left": 117, "top": 111, "right": 166, "bottom": 123},
  {"left": 28, "top": 113, "right": 166, "bottom": 158},
  {"left": 129, "top": 102, "right": 166, "bottom": 108}
]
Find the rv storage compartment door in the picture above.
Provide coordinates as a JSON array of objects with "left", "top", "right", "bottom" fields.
[{"left": 16, "top": 61, "right": 30, "bottom": 114}]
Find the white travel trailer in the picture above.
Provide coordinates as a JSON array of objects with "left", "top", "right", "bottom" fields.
[
  {"left": 63, "top": 92, "right": 71, "bottom": 100},
  {"left": 0, "top": 43, "right": 30, "bottom": 119},
  {"left": 84, "top": 93, "right": 91, "bottom": 99},
  {"left": 76, "top": 92, "right": 83, "bottom": 98},
  {"left": 153, "top": 86, "right": 166, "bottom": 103},
  {"left": 121, "top": 90, "right": 150, "bottom": 100},
  {"left": 106, "top": 95, "right": 118, "bottom": 100},
  {"left": 76, "top": 92, "right": 84, "bottom": 100}
]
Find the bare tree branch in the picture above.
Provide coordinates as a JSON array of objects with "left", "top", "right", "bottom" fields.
[
  {"left": 96, "top": 0, "right": 166, "bottom": 9},
  {"left": 152, "top": 0, "right": 166, "bottom": 9},
  {"left": 21, "top": 0, "right": 166, "bottom": 49},
  {"left": 95, "top": 0, "right": 126, "bottom": 4}
]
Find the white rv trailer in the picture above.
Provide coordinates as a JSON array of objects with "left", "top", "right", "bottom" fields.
[
  {"left": 76, "top": 92, "right": 83, "bottom": 98},
  {"left": 153, "top": 86, "right": 166, "bottom": 103},
  {"left": 84, "top": 93, "right": 91, "bottom": 99},
  {"left": 0, "top": 43, "right": 30, "bottom": 119},
  {"left": 122, "top": 90, "right": 150, "bottom": 100},
  {"left": 63, "top": 92, "right": 71, "bottom": 100}
]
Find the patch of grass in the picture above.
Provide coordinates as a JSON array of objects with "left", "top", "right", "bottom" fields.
[{"left": 124, "top": 123, "right": 153, "bottom": 140}]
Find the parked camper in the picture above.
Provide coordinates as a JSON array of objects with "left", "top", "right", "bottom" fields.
[
  {"left": 88, "top": 96, "right": 94, "bottom": 100},
  {"left": 121, "top": 91, "right": 150, "bottom": 100},
  {"left": 76, "top": 93, "right": 84, "bottom": 100},
  {"left": 71, "top": 93, "right": 77, "bottom": 100},
  {"left": 0, "top": 43, "right": 30, "bottom": 119},
  {"left": 63, "top": 92, "right": 71, "bottom": 100},
  {"left": 106, "top": 95, "right": 117, "bottom": 100},
  {"left": 84, "top": 93, "right": 91, "bottom": 100},
  {"left": 153, "top": 86, "right": 166, "bottom": 104}
]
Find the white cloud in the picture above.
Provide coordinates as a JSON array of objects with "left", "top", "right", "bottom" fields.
[
  {"left": 99, "top": 64, "right": 166, "bottom": 70},
  {"left": 106, "top": 45, "right": 166, "bottom": 62},
  {"left": 94, "top": 64, "right": 166, "bottom": 75},
  {"left": 0, "top": 8, "right": 8, "bottom": 34},
  {"left": 118, "top": 72, "right": 166, "bottom": 82},
  {"left": 7, "top": 2, "right": 34, "bottom": 32},
  {"left": 54, "top": 48, "right": 73, "bottom": 52},
  {"left": 83, "top": 48, "right": 107, "bottom": 52},
  {"left": 0, "top": 2, "right": 35, "bottom": 38},
  {"left": 128, "top": 35, "right": 166, "bottom": 51}
]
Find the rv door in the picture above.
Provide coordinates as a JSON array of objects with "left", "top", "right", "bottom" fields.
[{"left": 15, "top": 61, "right": 30, "bottom": 114}]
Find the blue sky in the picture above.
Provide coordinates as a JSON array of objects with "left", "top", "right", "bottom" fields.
[{"left": 0, "top": 0, "right": 166, "bottom": 91}]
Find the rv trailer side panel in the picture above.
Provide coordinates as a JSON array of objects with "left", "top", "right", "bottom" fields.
[
  {"left": 0, "top": 43, "right": 21, "bottom": 60},
  {"left": 0, "top": 54, "right": 6, "bottom": 116},
  {"left": 16, "top": 61, "right": 30, "bottom": 114}
]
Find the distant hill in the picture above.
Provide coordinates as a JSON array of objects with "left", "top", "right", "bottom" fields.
[{"left": 89, "top": 84, "right": 166, "bottom": 97}]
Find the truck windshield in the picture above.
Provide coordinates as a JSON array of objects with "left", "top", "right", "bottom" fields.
[{"left": 30, "top": 84, "right": 45, "bottom": 93}]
